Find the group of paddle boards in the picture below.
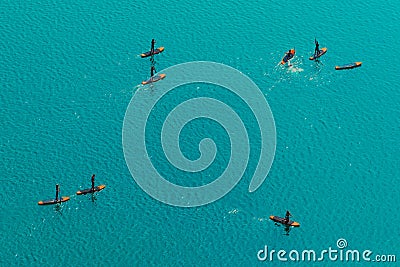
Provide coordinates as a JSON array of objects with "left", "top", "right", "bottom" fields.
[
  {"left": 280, "top": 47, "right": 328, "bottom": 64},
  {"left": 141, "top": 39, "right": 166, "bottom": 85},
  {"left": 139, "top": 38, "right": 361, "bottom": 87},
  {"left": 280, "top": 41, "right": 361, "bottom": 70},
  {"left": 38, "top": 175, "right": 105, "bottom": 206}
]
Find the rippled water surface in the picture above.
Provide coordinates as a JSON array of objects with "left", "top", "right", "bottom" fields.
[{"left": 1, "top": 0, "right": 399, "bottom": 266}]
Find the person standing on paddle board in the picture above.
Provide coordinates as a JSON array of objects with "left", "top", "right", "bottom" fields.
[
  {"left": 55, "top": 184, "right": 60, "bottom": 201},
  {"left": 284, "top": 210, "right": 291, "bottom": 224},
  {"left": 150, "top": 65, "right": 157, "bottom": 77},
  {"left": 151, "top": 39, "right": 155, "bottom": 55},
  {"left": 286, "top": 50, "right": 294, "bottom": 66},
  {"left": 314, "top": 39, "right": 320, "bottom": 57},
  {"left": 150, "top": 39, "right": 156, "bottom": 64},
  {"left": 91, "top": 174, "right": 95, "bottom": 191}
]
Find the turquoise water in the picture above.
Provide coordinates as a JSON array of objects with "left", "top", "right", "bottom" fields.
[{"left": 1, "top": 0, "right": 399, "bottom": 266}]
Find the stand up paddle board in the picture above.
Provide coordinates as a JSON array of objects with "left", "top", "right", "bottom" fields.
[
  {"left": 309, "top": 47, "right": 327, "bottom": 60},
  {"left": 38, "top": 196, "right": 70, "bottom": 205},
  {"left": 269, "top": 215, "right": 300, "bottom": 227},
  {"left": 142, "top": 73, "right": 166, "bottom": 85},
  {"left": 280, "top": 49, "right": 295, "bottom": 65},
  {"left": 141, "top": 47, "right": 164, "bottom": 58},
  {"left": 76, "top": 185, "right": 106, "bottom": 195},
  {"left": 335, "top": 62, "right": 362, "bottom": 70}
]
